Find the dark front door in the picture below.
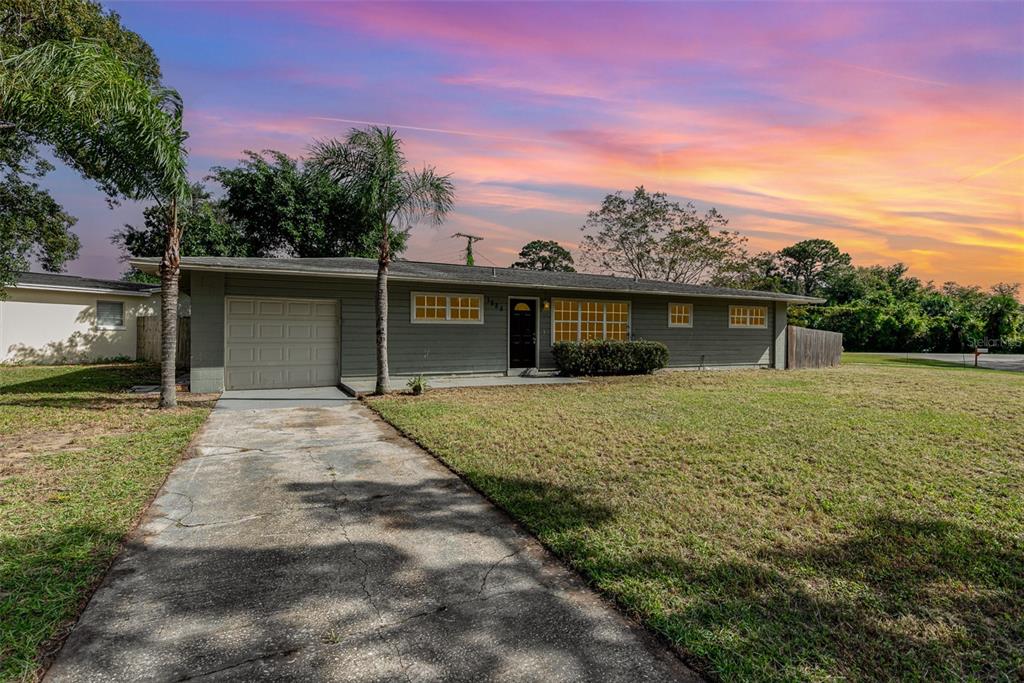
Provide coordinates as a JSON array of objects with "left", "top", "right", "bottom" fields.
[{"left": 509, "top": 298, "right": 537, "bottom": 368}]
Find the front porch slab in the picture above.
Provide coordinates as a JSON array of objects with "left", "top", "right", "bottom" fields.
[{"left": 340, "top": 373, "right": 584, "bottom": 395}]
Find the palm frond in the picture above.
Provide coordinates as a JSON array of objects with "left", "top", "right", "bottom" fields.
[
  {"left": 0, "top": 39, "right": 189, "bottom": 202},
  {"left": 398, "top": 167, "right": 455, "bottom": 227},
  {"left": 308, "top": 126, "right": 454, "bottom": 235}
]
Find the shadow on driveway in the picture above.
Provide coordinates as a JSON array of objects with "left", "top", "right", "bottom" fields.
[{"left": 44, "top": 402, "right": 696, "bottom": 682}]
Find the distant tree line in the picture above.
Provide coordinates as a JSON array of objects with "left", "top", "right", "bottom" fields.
[
  {"left": 728, "top": 241, "right": 1023, "bottom": 353},
  {"left": 563, "top": 187, "right": 1023, "bottom": 354}
]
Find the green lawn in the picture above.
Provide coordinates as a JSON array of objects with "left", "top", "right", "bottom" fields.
[
  {"left": 841, "top": 351, "right": 1008, "bottom": 372},
  {"left": 0, "top": 364, "right": 213, "bottom": 681},
  {"left": 368, "top": 364, "right": 1024, "bottom": 681}
]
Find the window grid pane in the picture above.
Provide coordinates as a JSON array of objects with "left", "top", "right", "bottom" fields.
[
  {"left": 670, "top": 303, "right": 691, "bottom": 326},
  {"left": 552, "top": 299, "right": 629, "bottom": 343},
  {"left": 414, "top": 294, "right": 481, "bottom": 322},
  {"left": 730, "top": 305, "right": 767, "bottom": 327}
]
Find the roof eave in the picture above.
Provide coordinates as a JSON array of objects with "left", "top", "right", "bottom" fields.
[
  {"left": 134, "top": 259, "right": 825, "bottom": 304},
  {"left": 131, "top": 258, "right": 161, "bottom": 275},
  {"left": 12, "top": 282, "right": 157, "bottom": 297}
]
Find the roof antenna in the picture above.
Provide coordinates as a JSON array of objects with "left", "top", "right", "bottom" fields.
[{"left": 451, "top": 232, "right": 483, "bottom": 266}]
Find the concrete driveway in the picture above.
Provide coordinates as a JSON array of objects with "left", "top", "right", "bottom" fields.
[{"left": 46, "top": 389, "right": 696, "bottom": 682}]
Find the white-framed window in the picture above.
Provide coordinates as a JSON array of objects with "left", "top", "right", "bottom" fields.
[
  {"left": 96, "top": 300, "right": 125, "bottom": 329},
  {"left": 411, "top": 292, "right": 483, "bottom": 324},
  {"left": 552, "top": 299, "right": 629, "bottom": 343},
  {"left": 668, "top": 302, "right": 693, "bottom": 328},
  {"left": 729, "top": 305, "right": 768, "bottom": 329}
]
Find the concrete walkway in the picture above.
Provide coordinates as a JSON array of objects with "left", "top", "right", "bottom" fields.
[
  {"left": 340, "top": 374, "right": 583, "bottom": 395},
  {"left": 46, "top": 397, "right": 696, "bottom": 681},
  {"left": 216, "top": 386, "right": 354, "bottom": 410}
]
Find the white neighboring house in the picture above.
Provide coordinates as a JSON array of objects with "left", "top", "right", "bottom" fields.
[{"left": 0, "top": 272, "right": 182, "bottom": 364}]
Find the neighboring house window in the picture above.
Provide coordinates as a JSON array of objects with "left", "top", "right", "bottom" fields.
[
  {"left": 553, "top": 299, "right": 629, "bottom": 342},
  {"left": 668, "top": 303, "right": 693, "bottom": 327},
  {"left": 96, "top": 300, "right": 125, "bottom": 329},
  {"left": 411, "top": 293, "right": 483, "bottom": 323},
  {"left": 729, "top": 305, "right": 767, "bottom": 328}
]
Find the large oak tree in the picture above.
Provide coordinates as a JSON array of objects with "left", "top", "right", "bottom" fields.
[{"left": 579, "top": 186, "right": 748, "bottom": 284}]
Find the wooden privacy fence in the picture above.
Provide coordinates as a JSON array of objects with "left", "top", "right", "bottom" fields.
[
  {"left": 137, "top": 316, "right": 190, "bottom": 366},
  {"left": 787, "top": 325, "right": 842, "bottom": 369}
]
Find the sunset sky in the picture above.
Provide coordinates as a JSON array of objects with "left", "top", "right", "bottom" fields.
[{"left": 47, "top": 1, "right": 1023, "bottom": 286}]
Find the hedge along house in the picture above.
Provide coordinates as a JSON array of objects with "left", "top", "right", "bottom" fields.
[{"left": 131, "top": 256, "right": 824, "bottom": 393}]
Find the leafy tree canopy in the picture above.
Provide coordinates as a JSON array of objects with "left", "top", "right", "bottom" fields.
[
  {"left": 0, "top": 130, "right": 79, "bottom": 290},
  {"left": 1, "top": 0, "right": 160, "bottom": 82},
  {"left": 719, "top": 239, "right": 855, "bottom": 299},
  {"left": 777, "top": 239, "right": 853, "bottom": 297},
  {"left": 0, "top": 0, "right": 178, "bottom": 291},
  {"left": 114, "top": 182, "right": 247, "bottom": 282},
  {"left": 114, "top": 148, "right": 420, "bottom": 278},
  {"left": 211, "top": 150, "right": 407, "bottom": 258},
  {"left": 777, "top": 253, "right": 1024, "bottom": 353},
  {"left": 511, "top": 239, "right": 575, "bottom": 272},
  {"left": 579, "top": 186, "right": 748, "bottom": 284}
]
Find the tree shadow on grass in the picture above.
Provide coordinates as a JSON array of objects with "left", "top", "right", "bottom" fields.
[
  {"left": 0, "top": 364, "right": 214, "bottom": 411},
  {"left": 0, "top": 364, "right": 157, "bottom": 394},
  {"left": 582, "top": 515, "right": 1022, "bottom": 680}
]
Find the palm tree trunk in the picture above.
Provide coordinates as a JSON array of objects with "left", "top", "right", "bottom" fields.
[
  {"left": 159, "top": 196, "right": 181, "bottom": 409},
  {"left": 374, "top": 257, "right": 390, "bottom": 394}
]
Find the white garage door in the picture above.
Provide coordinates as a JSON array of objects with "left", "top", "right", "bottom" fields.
[{"left": 225, "top": 297, "right": 339, "bottom": 390}]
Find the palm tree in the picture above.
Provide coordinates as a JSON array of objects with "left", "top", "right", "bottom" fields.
[
  {"left": 310, "top": 128, "right": 455, "bottom": 394},
  {"left": 1, "top": 39, "right": 190, "bottom": 407}
]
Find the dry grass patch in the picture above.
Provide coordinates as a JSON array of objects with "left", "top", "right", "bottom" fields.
[
  {"left": 0, "top": 364, "right": 213, "bottom": 681},
  {"left": 369, "top": 364, "right": 1024, "bottom": 681}
]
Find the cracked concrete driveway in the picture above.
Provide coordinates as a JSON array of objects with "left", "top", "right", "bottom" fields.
[{"left": 46, "top": 393, "right": 698, "bottom": 682}]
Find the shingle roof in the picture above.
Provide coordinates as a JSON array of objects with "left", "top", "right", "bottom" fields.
[
  {"left": 130, "top": 256, "right": 825, "bottom": 304},
  {"left": 14, "top": 272, "right": 158, "bottom": 295}
]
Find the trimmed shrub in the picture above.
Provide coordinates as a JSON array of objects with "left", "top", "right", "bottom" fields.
[{"left": 552, "top": 339, "right": 669, "bottom": 376}]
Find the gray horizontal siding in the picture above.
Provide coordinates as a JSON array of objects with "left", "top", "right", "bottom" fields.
[
  {"left": 632, "top": 296, "right": 774, "bottom": 368},
  {"left": 188, "top": 272, "right": 785, "bottom": 390},
  {"left": 386, "top": 282, "right": 509, "bottom": 375}
]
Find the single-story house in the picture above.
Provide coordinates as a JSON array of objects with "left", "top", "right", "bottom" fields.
[
  {"left": 132, "top": 256, "right": 824, "bottom": 393},
  {"left": 0, "top": 273, "right": 168, "bottom": 364}
]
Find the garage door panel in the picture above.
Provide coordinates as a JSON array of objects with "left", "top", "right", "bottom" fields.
[
  {"left": 258, "top": 346, "right": 285, "bottom": 363},
  {"left": 312, "top": 367, "right": 337, "bottom": 385},
  {"left": 312, "top": 302, "right": 336, "bottom": 316},
  {"left": 228, "top": 299, "right": 255, "bottom": 316},
  {"left": 285, "top": 367, "right": 314, "bottom": 385},
  {"left": 313, "top": 346, "right": 337, "bottom": 362},
  {"left": 258, "top": 300, "right": 285, "bottom": 316},
  {"left": 314, "top": 323, "right": 337, "bottom": 339},
  {"left": 287, "top": 301, "right": 313, "bottom": 316},
  {"left": 227, "top": 346, "right": 256, "bottom": 363},
  {"left": 225, "top": 296, "right": 339, "bottom": 390},
  {"left": 225, "top": 369, "right": 256, "bottom": 389},
  {"left": 286, "top": 346, "right": 312, "bottom": 363},
  {"left": 285, "top": 323, "right": 312, "bottom": 339},
  {"left": 256, "top": 323, "right": 284, "bottom": 339},
  {"left": 228, "top": 323, "right": 255, "bottom": 339}
]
